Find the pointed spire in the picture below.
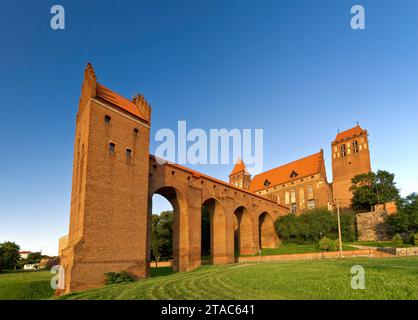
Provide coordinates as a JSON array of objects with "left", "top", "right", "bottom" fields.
[{"left": 229, "top": 158, "right": 249, "bottom": 176}]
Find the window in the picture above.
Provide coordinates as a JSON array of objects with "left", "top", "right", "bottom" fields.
[
  {"left": 239, "top": 180, "right": 243, "bottom": 188},
  {"left": 307, "top": 199, "right": 315, "bottom": 209},
  {"left": 291, "top": 190, "right": 296, "bottom": 203},
  {"left": 104, "top": 115, "right": 111, "bottom": 124},
  {"left": 340, "top": 144, "right": 346, "bottom": 157},
  {"left": 133, "top": 128, "right": 139, "bottom": 136},
  {"left": 126, "top": 148, "right": 132, "bottom": 159},
  {"left": 285, "top": 192, "right": 290, "bottom": 204},
  {"left": 264, "top": 179, "right": 271, "bottom": 187},
  {"left": 299, "top": 188, "right": 304, "bottom": 201},
  {"left": 275, "top": 194, "right": 280, "bottom": 204},
  {"left": 352, "top": 140, "right": 359, "bottom": 153},
  {"left": 290, "top": 170, "right": 298, "bottom": 178},
  {"left": 307, "top": 185, "right": 314, "bottom": 199},
  {"left": 109, "top": 142, "right": 115, "bottom": 154},
  {"left": 291, "top": 204, "right": 297, "bottom": 214}
]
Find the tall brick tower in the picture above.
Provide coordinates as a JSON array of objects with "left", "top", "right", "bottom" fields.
[
  {"left": 229, "top": 159, "right": 251, "bottom": 190},
  {"left": 331, "top": 125, "right": 371, "bottom": 209},
  {"left": 59, "top": 63, "right": 152, "bottom": 293}
]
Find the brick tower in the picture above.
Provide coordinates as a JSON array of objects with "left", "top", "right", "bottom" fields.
[
  {"left": 331, "top": 125, "right": 371, "bottom": 209},
  {"left": 229, "top": 159, "right": 251, "bottom": 190},
  {"left": 59, "top": 63, "right": 152, "bottom": 293}
]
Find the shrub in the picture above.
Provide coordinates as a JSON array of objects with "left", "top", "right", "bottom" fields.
[
  {"left": 275, "top": 208, "right": 356, "bottom": 243},
  {"left": 414, "top": 233, "right": 418, "bottom": 246},
  {"left": 104, "top": 271, "right": 134, "bottom": 285},
  {"left": 392, "top": 233, "right": 403, "bottom": 247},
  {"left": 318, "top": 237, "right": 337, "bottom": 251}
]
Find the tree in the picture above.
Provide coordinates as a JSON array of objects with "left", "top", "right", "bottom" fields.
[
  {"left": 158, "top": 211, "right": 173, "bottom": 258},
  {"left": 0, "top": 242, "right": 21, "bottom": 271},
  {"left": 150, "top": 211, "right": 173, "bottom": 262},
  {"left": 150, "top": 215, "right": 161, "bottom": 262},
  {"left": 27, "top": 252, "right": 42, "bottom": 264},
  {"left": 275, "top": 208, "right": 356, "bottom": 243},
  {"left": 350, "top": 170, "right": 400, "bottom": 212},
  {"left": 386, "top": 193, "right": 418, "bottom": 235}
]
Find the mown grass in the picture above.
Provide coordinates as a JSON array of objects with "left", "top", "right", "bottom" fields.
[
  {"left": 59, "top": 257, "right": 418, "bottom": 300},
  {"left": 0, "top": 270, "right": 54, "bottom": 300}
]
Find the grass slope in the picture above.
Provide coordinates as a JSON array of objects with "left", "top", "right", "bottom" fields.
[
  {"left": 60, "top": 257, "right": 418, "bottom": 300},
  {"left": 0, "top": 270, "right": 54, "bottom": 300}
]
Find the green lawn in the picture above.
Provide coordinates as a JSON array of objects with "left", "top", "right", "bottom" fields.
[
  {"left": 247, "top": 243, "right": 359, "bottom": 256},
  {"left": 0, "top": 270, "right": 54, "bottom": 300},
  {"left": 59, "top": 257, "right": 418, "bottom": 300}
]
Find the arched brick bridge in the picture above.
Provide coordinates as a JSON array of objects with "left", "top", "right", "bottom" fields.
[{"left": 148, "top": 155, "right": 289, "bottom": 272}]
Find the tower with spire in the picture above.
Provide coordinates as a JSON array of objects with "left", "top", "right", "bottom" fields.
[{"left": 229, "top": 159, "right": 251, "bottom": 190}]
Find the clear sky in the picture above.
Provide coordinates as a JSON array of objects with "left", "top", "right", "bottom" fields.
[{"left": 1, "top": 0, "right": 417, "bottom": 256}]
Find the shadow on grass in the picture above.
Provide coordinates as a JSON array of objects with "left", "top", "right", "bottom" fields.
[{"left": 150, "top": 267, "right": 175, "bottom": 278}]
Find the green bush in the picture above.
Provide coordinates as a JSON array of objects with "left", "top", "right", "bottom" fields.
[
  {"left": 392, "top": 233, "right": 403, "bottom": 246},
  {"left": 413, "top": 233, "right": 418, "bottom": 246},
  {"left": 318, "top": 237, "right": 337, "bottom": 251},
  {"left": 104, "top": 271, "right": 134, "bottom": 285},
  {"left": 275, "top": 208, "right": 356, "bottom": 243}
]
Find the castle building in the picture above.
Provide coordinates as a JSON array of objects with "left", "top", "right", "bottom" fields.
[
  {"left": 331, "top": 125, "right": 371, "bottom": 208},
  {"left": 229, "top": 125, "right": 372, "bottom": 213}
]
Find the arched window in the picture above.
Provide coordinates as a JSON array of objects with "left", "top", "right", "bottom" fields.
[
  {"left": 352, "top": 140, "right": 359, "bottom": 153},
  {"left": 307, "top": 185, "right": 314, "bottom": 199},
  {"left": 285, "top": 192, "right": 290, "bottom": 204},
  {"left": 290, "top": 190, "right": 296, "bottom": 203},
  {"left": 340, "top": 144, "right": 346, "bottom": 157}
]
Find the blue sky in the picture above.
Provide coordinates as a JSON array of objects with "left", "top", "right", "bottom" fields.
[{"left": 0, "top": 0, "right": 417, "bottom": 255}]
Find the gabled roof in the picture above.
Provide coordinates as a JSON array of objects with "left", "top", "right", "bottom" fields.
[
  {"left": 229, "top": 158, "right": 249, "bottom": 176},
  {"left": 249, "top": 152, "right": 323, "bottom": 192},
  {"left": 96, "top": 83, "right": 148, "bottom": 122},
  {"left": 334, "top": 125, "right": 365, "bottom": 143}
]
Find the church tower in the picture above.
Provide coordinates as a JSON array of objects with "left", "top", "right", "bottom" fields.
[
  {"left": 229, "top": 159, "right": 251, "bottom": 190},
  {"left": 59, "top": 63, "right": 152, "bottom": 293},
  {"left": 331, "top": 125, "right": 371, "bottom": 209}
]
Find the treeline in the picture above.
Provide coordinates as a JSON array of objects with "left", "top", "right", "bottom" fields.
[
  {"left": 275, "top": 208, "right": 356, "bottom": 243},
  {"left": 0, "top": 242, "right": 54, "bottom": 272}
]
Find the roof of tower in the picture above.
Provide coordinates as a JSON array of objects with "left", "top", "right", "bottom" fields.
[
  {"left": 334, "top": 125, "right": 365, "bottom": 143},
  {"left": 84, "top": 63, "right": 149, "bottom": 122},
  {"left": 229, "top": 158, "right": 249, "bottom": 176},
  {"left": 249, "top": 151, "right": 323, "bottom": 192},
  {"left": 96, "top": 83, "right": 148, "bottom": 122}
]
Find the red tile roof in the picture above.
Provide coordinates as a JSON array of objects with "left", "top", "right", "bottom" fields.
[
  {"left": 96, "top": 83, "right": 148, "bottom": 122},
  {"left": 229, "top": 158, "right": 249, "bottom": 176},
  {"left": 249, "top": 152, "right": 323, "bottom": 192},
  {"left": 334, "top": 125, "right": 364, "bottom": 142}
]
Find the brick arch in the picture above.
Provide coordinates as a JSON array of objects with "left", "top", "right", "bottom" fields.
[
  {"left": 234, "top": 206, "right": 256, "bottom": 256},
  {"left": 202, "top": 198, "right": 229, "bottom": 264},
  {"left": 258, "top": 211, "right": 279, "bottom": 249},
  {"left": 150, "top": 186, "right": 189, "bottom": 272}
]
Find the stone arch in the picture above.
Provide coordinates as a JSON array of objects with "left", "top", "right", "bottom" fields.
[
  {"left": 150, "top": 186, "right": 188, "bottom": 272},
  {"left": 258, "top": 212, "right": 278, "bottom": 249},
  {"left": 234, "top": 206, "right": 256, "bottom": 256},
  {"left": 202, "top": 198, "right": 228, "bottom": 264}
]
